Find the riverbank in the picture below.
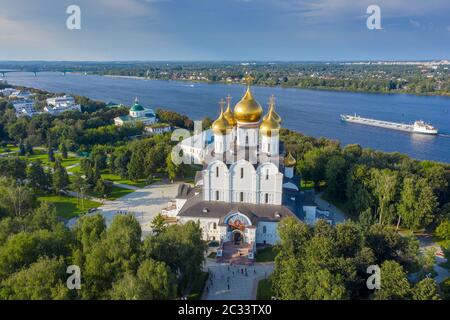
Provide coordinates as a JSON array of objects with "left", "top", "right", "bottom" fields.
[
  {"left": 4, "top": 72, "right": 450, "bottom": 163},
  {"left": 96, "top": 73, "right": 450, "bottom": 98}
]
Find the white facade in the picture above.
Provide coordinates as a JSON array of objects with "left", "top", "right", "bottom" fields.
[
  {"left": 46, "top": 95, "right": 75, "bottom": 107},
  {"left": 13, "top": 100, "right": 38, "bottom": 117},
  {"left": 203, "top": 158, "right": 283, "bottom": 205}
]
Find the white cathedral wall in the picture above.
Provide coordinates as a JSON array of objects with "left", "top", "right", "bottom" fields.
[
  {"left": 255, "top": 222, "right": 279, "bottom": 245},
  {"left": 230, "top": 160, "right": 257, "bottom": 204},
  {"left": 236, "top": 125, "right": 259, "bottom": 148},
  {"left": 257, "top": 162, "right": 283, "bottom": 205},
  {"left": 203, "top": 160, "right": 230, "bottom": 202},
  {"left": 260, "top": 134, "right": 279, "bottom": 156}
]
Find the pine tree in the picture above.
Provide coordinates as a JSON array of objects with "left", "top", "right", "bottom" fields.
[
  {"left": 48, "top": 147, "right": 55, "bottom": 163},
  {"left": 60, "top": 143, "right": 68, "bottom": 159},
  {"left": 52, "top": 158, "right": 69, "bottom": 194}
]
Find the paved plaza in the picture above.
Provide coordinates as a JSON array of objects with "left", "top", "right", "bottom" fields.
[
  {"left": 67, "top": 181, "right": 180, "bottom": 237},
  {"left": 202, "top": 260, "right": 274, "bottom": 300}
]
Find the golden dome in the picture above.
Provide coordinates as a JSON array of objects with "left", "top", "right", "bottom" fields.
[
  {"left": 263, "top": 95, "right": 281, "bottom": 123},
  {"left": 223, "top": 95, "right": 236, "bottom": 127},
  {"left": 284, "top": 152, "right": 296, "bottom": 167},
  {"left": 260, "top": 107, "right": 280, "bottom": 137},
  {"left": 234, "top": 75, "right": 263, "bottom": 123},
  {"left": 212, "top": 99, "right": 232, "bottom": 135}
]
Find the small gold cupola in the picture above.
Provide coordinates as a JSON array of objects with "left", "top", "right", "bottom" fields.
[
  {"left": 263, "top": 95, "right": 281, "bottom": 123},
  {"left": 260, "top": 99, "right": 281, "bottom": 137},
  {"left": 284, "top": 152, "right": 296, "bottom": 167},
  {"left": 212, "top": 99, "right": 232, "bottom": 135},
  {"left": 223, "top": 94, "right": 236, "bottom": 127},
  {"left": 233, "top": 75, "right": 263, "bottom": 123}
]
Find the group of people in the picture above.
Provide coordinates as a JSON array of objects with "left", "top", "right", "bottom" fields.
[{"left": 204, "top": 264, "right": 259, "bottom": 297}]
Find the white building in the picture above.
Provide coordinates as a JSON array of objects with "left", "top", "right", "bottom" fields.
[
  {"left": 145, "top": 123, "right": 172, "bottom": 135},
  {"left": 44, "top": 95, "right": 81, "bottom": 114},
  {"left": 10, "top": 90, "right": 33, "bottom": 99},
  {"left": 0, "top": 88, "right": 16, "bottom": 97},
  {"left": 163, "top": 81, "right": 330, "bottom": 263},
  {"left": 114, "top": 98, "right": 156, "bottom": 127},
  {"left": 12, "top": 99, "right": 38, "bottom": 117}
]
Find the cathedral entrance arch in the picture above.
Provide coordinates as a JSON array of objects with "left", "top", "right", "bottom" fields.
[{"left": 232, "top": 230, "right": 243, "bottom": 245}]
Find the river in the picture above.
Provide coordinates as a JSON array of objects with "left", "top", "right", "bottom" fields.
[{"left": 4, "top": 72, "right": 450, "bottom": 163}]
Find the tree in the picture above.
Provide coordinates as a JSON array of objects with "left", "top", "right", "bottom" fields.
[
  {"left": 110, "top": 259, "right": 176, "bottom": 300},
  {"left": 0, "top": 256, "right": 70, "bottom": 300},
  {"left": 48, "top": 147, "right": 55, "bottom": 163},
  {"left": 371, "top": 169, "right": 398, "bottom": 225},
  {"left": 397, "top": 177, "right": 437, "bottom": 230},
  {"left": 59, "top": 142, "right": 68, "bottom": 159},
  {"left": 71, "top": 172, "right": 87, "bottom": 208},
  {"left": 374, "top": 260, "right": 410, "bottom": 300},
  {"left": 18, "top": 141, "right": 26, "bottom": 156},
  {"left": 143, "top": 221, "right": 206, "bottom": 295},
  {"left": 90, "top": 145, "right": 108, "bottom": 170},
  {"left": 151, "top": 213, "right": 167, "bottom": 236},
  {"left": 166, "top": 153, "right": 181, "bottom": 182},
  {"left": 412, "top": 278, "right": 441, "bottom": 300},
  {"left": 52, "top": 159, "right": 69, "bottom": 194},
  {"left": 95, "top": 178, "right": 112, "bottom": 198},
  {"left": 436, "top": 220, "right": 450, "bottom": 241},
  {"left": 27, "top": 161, "right": 50, "bottom": 192},
  {"left": 324, "top": 155, "right": 347, "bottom": 200},
  {"left": 0, "top": 178, "right": 36, "bottom": 217}
]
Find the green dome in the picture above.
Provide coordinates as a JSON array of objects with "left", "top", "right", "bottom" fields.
[{"left": 130, "top": 99, "right": 145, "bottom": 112}]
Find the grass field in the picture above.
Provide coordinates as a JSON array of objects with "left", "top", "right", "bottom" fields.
[
  {"left": 255, "top": 246, "right": 277, "bottom": 262},
  {"left": 256, "top": 278, "right": 273, "bottom": 300},
  {"left": 37, "top": 194, "right": 101, "bottom": 219},
  {"left": 89, "top": 185, "right": 135, "bottom": 201},
  {"left": 16, "top": 149, "right": 82, "bottom": 168},
  {"left": 101, "top": 171, "right": 149, "bottom": 188}
]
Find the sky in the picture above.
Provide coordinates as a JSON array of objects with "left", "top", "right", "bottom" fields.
[{"left": 0, "top": 0, "right": 449, "bottom": 61}]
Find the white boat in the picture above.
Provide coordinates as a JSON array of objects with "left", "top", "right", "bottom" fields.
[{"left": 340, "top": 114, "right": 438, "bottom": 135}]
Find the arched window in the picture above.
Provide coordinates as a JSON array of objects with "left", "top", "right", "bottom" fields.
[
  {"left": 266, "top": 169, "right": 269, "bottom": 180},
  {"left": 245, "top": 134, "right": 249, "bottom": 146},
  {"left": 213, "top": 223, "right": 217, "bottom": 230},
  {"left": 240, "top": 192, "right": 244, "bottom": 202},
  {"left": 265, "top": 193, "right": 269, "bottom": 204},
  {"left": 216, "top": 166, "right": 219, "bottom": 177},
  {"left": 240, "top": 167, "right": 244, "bottom": 179},
  {"left": 216, "top": 190, "right": 220, "bottom": 201},
  {"left": 263, "top": 226, "right": 267, "bottom": 234}
]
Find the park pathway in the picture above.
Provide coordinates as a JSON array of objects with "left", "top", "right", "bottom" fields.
[
  {"left": 202, "top": 260, "right": 274, "bottom": 300},
  {"left": 315, "top": 192, "right": 349, "bottom": 224}
]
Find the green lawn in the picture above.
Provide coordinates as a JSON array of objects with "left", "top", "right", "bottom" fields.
[
  {"left": 101, "top": 172, "right": 149, "bottom": 188},
  {"left": 37, "top": 194, "right": 101, "bottom": 219},
  {"left": 67, "top": 165, "right": 82, "bottom": 174},
  {"left": 18, "top": 149, "right": 81, "bottom": 168},
  {"left": 256, "top": 278, "right": 273, "bottom": 300},
  {"left": 89, "top": 185, "right": 135, "bottom": 201},
  {"left": 255, "top": 246, "right": 277, "bottom": 262}
]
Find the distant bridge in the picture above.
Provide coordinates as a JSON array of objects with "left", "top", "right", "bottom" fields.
[{"left": 0, "top": 69, "right": 74, "bottom": 77}]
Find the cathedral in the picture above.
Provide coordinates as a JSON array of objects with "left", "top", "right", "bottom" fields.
[{"left": 164, "top": 78, "right": 327, "bottom": 262}]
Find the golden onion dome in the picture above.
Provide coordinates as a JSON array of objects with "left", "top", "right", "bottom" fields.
[
  {"left": 234, "top": 75, "right": 263, "bottom": 123},
  {"left": 260, "top": 107, "right": 280, "bottom": 137},
  {"left": 212, "top": 99, "right": 232, "bottom": 135},
  {"left": 263, "top": 95, "right": 281, "bottom": 123},
  {"left": 223, "top": 95, "right": 236, "bottom": 127},
  {"left": 284, "top": 152, "right": 296, "bottom": 167}
]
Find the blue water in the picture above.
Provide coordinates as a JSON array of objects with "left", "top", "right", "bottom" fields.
[{"left": 4, "top": 72, "right": 450, "bottom": 163}]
